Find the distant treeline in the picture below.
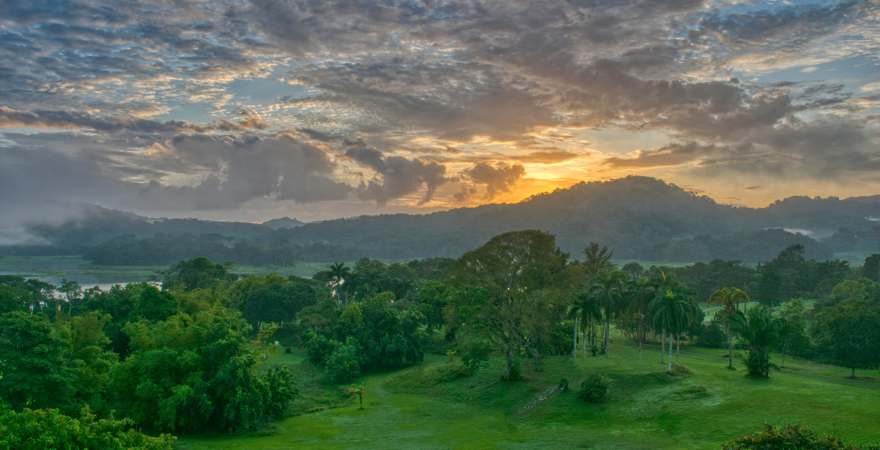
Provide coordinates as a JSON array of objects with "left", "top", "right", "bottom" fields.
[{"left": 81, "top": 233, "right": 363, "bottom": 266}]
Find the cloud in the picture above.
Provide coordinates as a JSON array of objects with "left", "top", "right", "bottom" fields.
[
  {"left": 511, "top": 151, "right": 580, "bottom": 164},
  {"left": 0, "top": 132, "right": 352, "bottom": 217},
  {"left": 461, "top": 162, "right": 526, "bottom": 199},
  {"left": 0, "top": 0, "right": 878, "bottom": 223},
  {"left": 346, "top": 147, "right": 449, "bottom": 205},
  {"left": 605, "top": 142, "right": 721, "bottom": 169},
  {"left": 606, "top": 119, "right": 880, "bottom": 179}
]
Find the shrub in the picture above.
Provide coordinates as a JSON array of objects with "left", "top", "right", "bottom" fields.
[
  {"left": 723, "top": 424, "right": 872, "bottom": 450},
  {"left": 745, "top": 350, "right": 771, "bottom": 378},
  {"left": 578, "top": 374, "right": 609, "bottom": 403},
  {"left": 558, "top": 378, "right": 569, "bottom": 393}
]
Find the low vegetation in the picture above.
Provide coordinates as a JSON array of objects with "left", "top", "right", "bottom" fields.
[{"left": 1, "top": 231, "right": 879, "bottom": 448}]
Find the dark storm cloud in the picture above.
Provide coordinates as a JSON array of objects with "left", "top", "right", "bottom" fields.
[
  {"left": 461, "top": 162, "right": 526, "bottom": 199},
  {"left": 346, "top": 146, "right": 449, "bottom": 205}
]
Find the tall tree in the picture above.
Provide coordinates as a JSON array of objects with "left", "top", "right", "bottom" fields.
[
  {"left": 327, "top": 262, "right": 352, "bottom": 303},
  {"left": 588, "top": 270, "right": 628, "bottom": 354},
  {"left": 650, "top": 284, "right": 694, "bottom": 372},
  {"left": 453, "top": 230, "right": 567, "bottom": 380},
  {"left": 583, "top": 242, "right": 613, "bottom": 277},
  {"left": 708, "top": 287, "right": 751, "bottom": 370}
]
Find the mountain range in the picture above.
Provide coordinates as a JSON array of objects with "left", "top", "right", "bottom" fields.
[{"left": 10, "top": 177, "right": 880, "bottom": 264}]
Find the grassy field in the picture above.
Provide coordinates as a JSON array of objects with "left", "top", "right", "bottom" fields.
[
  {"left": 178, "top": 341, "right": 880, "bottom": 450},
  {"left": 0, "top": 255, "right": 333, "bottom": 285}
]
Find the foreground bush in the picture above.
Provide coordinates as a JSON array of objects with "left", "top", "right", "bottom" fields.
[
  {"left": 723, "top": 424, "right": 877, "bottom": 450},
  {"left": 0, "top": 408, "right": 175, "bottom": 450},
  {"left": 578, "top": 374, "right": 609, "bottom": 403}
]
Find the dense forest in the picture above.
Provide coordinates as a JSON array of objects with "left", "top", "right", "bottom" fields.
[
  {"left": 6, "top": 177, "right": 879, "bottom": 265},
  {"left": 2, "top": 231, "right": 880, "bottom": 448}
]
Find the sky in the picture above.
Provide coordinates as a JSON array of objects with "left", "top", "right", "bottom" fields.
[{"left": 0, "top": 0, "right": 879, "bottom": 228}]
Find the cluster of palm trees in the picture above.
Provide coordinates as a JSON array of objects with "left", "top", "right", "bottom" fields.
[
  {"left": 569, "top": 243, "right": 778, "bottom": 376},
  {"left": 568, "top": 244, "right": 702, "bottom": 370}
]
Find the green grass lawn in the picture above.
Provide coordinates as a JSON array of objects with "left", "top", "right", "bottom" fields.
[{"left": 178, "top": 342, "right": 880, "bottom": 450}]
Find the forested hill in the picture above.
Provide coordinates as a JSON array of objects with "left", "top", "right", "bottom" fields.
[
  {"left": 11, "top": 177, "right": 880, "bottom": 264},
  {"left": 279, "top": 176, "right": 878, "bottom": 261}
]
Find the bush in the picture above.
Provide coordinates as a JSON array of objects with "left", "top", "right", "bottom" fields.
[
  {"left": 558, "top": 378, "right": 569, "bottom": 393},
  {"left": 325, "top": 338, "right": 362, "bottom": 383},
  {"left": 723, "top": 424, "right": 873, "bottom": 450},
  {"left": 578, "top": 374, "right": 609, "bottom": 403},
  {"left": 0, "top": 408, "right": 175, "bottom": 450},
  {"left": 745, "top": 350, "right": 771, "bottom": 378}
]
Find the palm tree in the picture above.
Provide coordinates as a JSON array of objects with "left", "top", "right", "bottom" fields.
[
  {"left": 708, "top": 287, "right": 750, "bottom": 370},
  {"left": 583, "top": 242, "right": 613, "bottom": 277},
  {"left": 731, "top": 305, "right": 780, "bottom": 378},
  {"left": 327, "top": 262, "right": 351, "bottom": 303},
  {"left": 588, "top": 270, "right": 628, "bottom": 354},
  {"left": 626, "top": 276, "right": 653, "bottom": 350},
  {"left": 650, "top": 286, "right": 693, "bottom": 372},
  {"left": 568, "top": 291, "right": 602, "bottom": 357}
]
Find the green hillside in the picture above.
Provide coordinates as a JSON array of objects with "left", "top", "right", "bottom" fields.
[{"left": 180, "top": 342, "right": 880, "bottom": 450}]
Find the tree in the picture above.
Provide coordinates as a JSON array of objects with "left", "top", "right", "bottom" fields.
[
  {"left": 587, "top": 270, "right": 628, "bottom": 354},
  {"left": 229, "top": 274, "right": 322, "bottom": 330},
  {"left": 731, "top": 306, "right": 779, "bottom": 378},
  {"left": 58, "top": 279, "right": 82, "bottom": 315},
  {"left": 327, "top": 262, "right": 351, "bottom": 303},
  {"left": 708, "top": 287, "right": 750, "bottom": 370},
  {"left": 162, "top": 257, "right": 234, "bottom": 291},
  {"left": 0, "top": 312, "right": 75, "bottom": 410},
  {"left": 777, "top": 300, "right": 811, "bottom": 367},
  {"left": 583, "top": 242, "right": 613, "bottom": 277},
  {"left": 864, "top": 254, "right": 880, "bottom": 282},
  {"left": 650, "top": 282, "right": 696, "bottom": 372},
  {"left": 811, "top": 299, "right": 880, "bottom": 378},
  {"left": 110, "top": 308, "right": 297, "bottom": 432},
  {"left": 452, "top": 231, "right": 568, "bottom": 380},
  {"left": 567, "top": 291, "right": 601, "bottom": 358},
  {"left": 57, "top": 312, "right": 118, "bottom": 413}
]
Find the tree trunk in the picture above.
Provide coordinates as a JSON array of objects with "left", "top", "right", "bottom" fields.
[
  {"left": 505, "top": 346, "right": 516, "bottom": 380},
  {"left": 572, "top": 316, "right": 578, "bottom": 358},
  {"left": 676, "top": 335, "right": 680, "bottom": 358},
  {"left": 667, "top": 332, "right": 674, "bottom": 372},
  {"left": 727, "top": 324, "right": 734, "bottom": 370},
  {"left": 660, "top": 333, "right": 665, "bottom": 364},
  {"left": 603, "top": 317, "right": 610, "bottom": 354},
  {"left": 850, "top": 367, "right": 856, "bottom": 379}
]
